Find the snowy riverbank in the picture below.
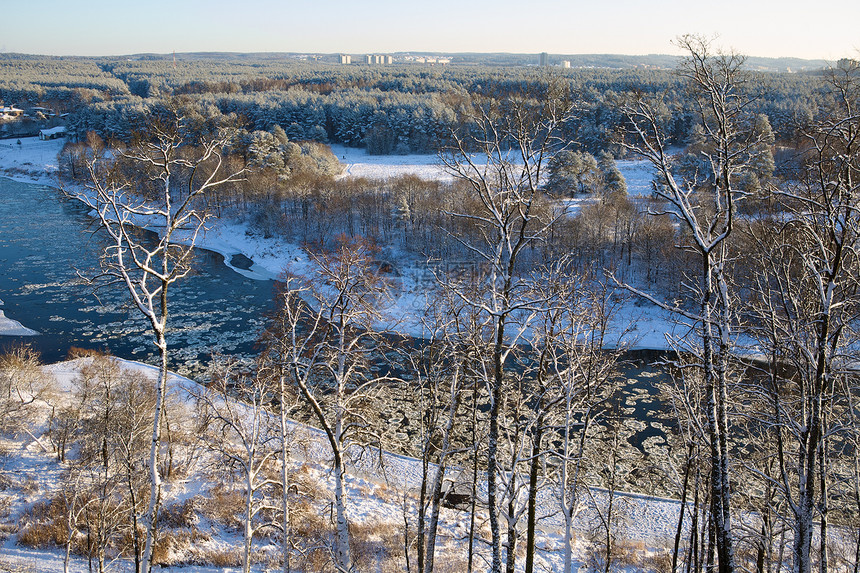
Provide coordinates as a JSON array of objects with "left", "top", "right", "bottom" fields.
[{"left": 0, "top": 136, "right": 679, "bottom": 348}]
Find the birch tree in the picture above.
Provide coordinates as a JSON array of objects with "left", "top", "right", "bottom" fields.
[
  {"left": 77, "top": 110, "right": 245, "bottom": 573},
  {"left": 406, "top": 288, "right": 473, "bottom": 573},
  {"left": 196, "top": 359, "right": 281, "bottom": 573},
  {"left": 616, "top": 35, "right": 773, "bottom": 573},
  {"left": 263, "top": 236, "right": 391, "bottom": 573},
  {"left": 744, "top": 57, "right": 860, "bottom": 573},
  {"left": 0, "top": 345, "right": 50, "bottom": 435},
  {"left": 258, "top": 280, "right": 317, "bottom": 573},
  {"left": 532, "top": 271, "right": 621, "bottom": 573}
]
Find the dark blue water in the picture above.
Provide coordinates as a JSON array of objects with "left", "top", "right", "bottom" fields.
[{"left": 0, "top": 177, "right": 275, "bottom": 378}]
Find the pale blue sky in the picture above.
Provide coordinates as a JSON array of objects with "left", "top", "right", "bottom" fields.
[{"left": 2, "top": 0, "right": 857, "bottom": 60}]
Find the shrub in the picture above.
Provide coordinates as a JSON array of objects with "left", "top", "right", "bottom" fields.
[{"left": 204, "top": 546, "right": 243, "bottom": 567}]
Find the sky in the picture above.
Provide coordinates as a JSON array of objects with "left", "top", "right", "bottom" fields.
[{"left": 1, "top": 0, "right": 858, "bottom": 61}]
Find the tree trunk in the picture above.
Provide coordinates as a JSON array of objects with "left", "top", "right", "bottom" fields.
[
  {"left": 140, "top": 329, "right": 167, "bottom": 573},
  {"left": 524, "top": 417, "right": 544, "bottom": 573},
  {"left": 505, "top": 473, "right": 517, "bottom": 573},
  {"left": 334, "top": 455, "right": 351, "bottom": 573},
  {"left": 488, "top": 318, "right": 504, "bottom": 573},
  {"left": 280, "top": 376, "right": 292, "bottom": 573},
  {"left": 425, "top": 369, "right": 461, "bottom": 573},
  {"left": 702, "top": 249, "right": 735, "bottom": 573},
  {"left": 466, "top": 386, "right": 479, "bottom": 573},
  {"left": 244, "top": 468, "right": 254, "bottom": 573},
  {"left": 673, "top": 444, "right": 693, "bottom": 573}
]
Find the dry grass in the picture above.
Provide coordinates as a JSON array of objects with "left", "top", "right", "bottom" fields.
[
  {"left": 158, "top": 497, "right": 198, "bottom": 529},
  {"left": 65, "top": 347, "right": 109, "bottom": 359},
  {"left": 291, "top": 498, "right": 333, "bottom": 540},
  {"left": 17, "top": 499, "right": 65, "bottom": 549},
  {"left": 293, "top": 463, "right": 329, "bottom": 502},
  {"left": 19, "top": 475, "right": 40, "bottom": 495},
  {"left": 197, "top": 485, "right": 244, "bottom": 530},
  {"left": 150, "top": 527, "right": 212, "bottom": 566},
  {"left": 636, "top": 548, "right": 674, "bottom": 572},
  {"left": 582, "top": 538, "right": 676, "bottom": 573},
  {"left": 202, "top": 546, "right": 243, "bottom": 567},
  {"left": 0, "top": 557, "right": 39, "bottom": 573},
  {"left": 351, "top": 519, "right": 405, "bottom": 573},
  {"left": 429, "top": 552, "right": 470, "bottom": 573}
]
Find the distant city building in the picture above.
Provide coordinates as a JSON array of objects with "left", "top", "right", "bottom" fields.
[
  {"left": 339, "top": 54, "right": 351, "bottom": 64},
  {"left": 402, "top": 55, "right": 451, "bottom": 65},
  {"left": 562, "top": 60, "right": 571, "bottom": 69},
  {"left": 364, "top": 54, "right": 393, "bottom": 65},
  {"left": 540, "top": 52, "right": 548, "bottom": 67}
]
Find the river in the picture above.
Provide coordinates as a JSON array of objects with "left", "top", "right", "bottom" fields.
[{"left": 0, "top": 177, "right": 276, "bottom": 379}]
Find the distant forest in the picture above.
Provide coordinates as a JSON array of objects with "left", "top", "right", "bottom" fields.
[{"left": 0, "top": 53, "right": 835, "bottom": 155}]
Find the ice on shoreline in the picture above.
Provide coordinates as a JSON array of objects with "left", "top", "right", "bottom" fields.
[{"left": 0, "top": 308, "right": 39, "bottom": 336}]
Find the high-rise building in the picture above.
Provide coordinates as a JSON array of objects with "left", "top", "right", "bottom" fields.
[{"left": 540, "top": 52, "right": 548, "bottom": 67}]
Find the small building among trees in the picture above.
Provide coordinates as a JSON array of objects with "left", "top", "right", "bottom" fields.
[
  {"left": 39, "top": 126, "right": 67, "bottom": 140},
  {"left": 0, "top": 105, "right": 24, "bottom": 119}
]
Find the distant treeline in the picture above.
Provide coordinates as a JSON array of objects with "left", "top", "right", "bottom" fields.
[{"left": 0, "top": 55, "right": 834, "bottom": 154}]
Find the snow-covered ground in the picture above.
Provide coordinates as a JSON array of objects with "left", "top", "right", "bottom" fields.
[
  {"left": 0, "top": 302, "right": 38, "bottom": 336},
  {"left": 333, "top": 145, "right": 658, "bottom": 197},
  {"left": 616, "top": 158, "right": 656, "bottom": 197},
  {"left": 0, "top": 356, "right": 686, "bottom": 572},
  {"left": 332, "top": 144, "right": 454, "bottom": 181},
  {"left": 0, "top": 137, "right": 64, "bottom": 186}
]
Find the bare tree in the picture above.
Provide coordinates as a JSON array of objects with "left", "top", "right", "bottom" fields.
[
  {"left": 405, "top": 288, "right": 473, "bottom": 573},
  {"left": 58, "top": 465, "right": 94, "bottom": 573},
  {"left": 616, "top": 35, "right": 773, "bottom": 573},
  {"left": 195, "top": 358, "right": 281, "bottom": 573},
  {"left": 440, "top": 74, "right": 576, "bottom": 573},
  {"left": 530, "top": 271, "right": 621, "bottom": 573},
  {"left": 257, "top": 292, "right": 309, "bottom": 573},
  {"left": 743, "top": 57, "right": 860, "bottom": 573},
  {"left": 0, "top": 345, "right": 52, "bottom": 438},
  {"left": 75, "top": 110, "right": 245, "bottom": 573},
  {"left": 58, "top": 355, "right": 160, "bottom": 572},
  {"left": 262, "top": 236, "right": 392, "bottom": 573}
]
